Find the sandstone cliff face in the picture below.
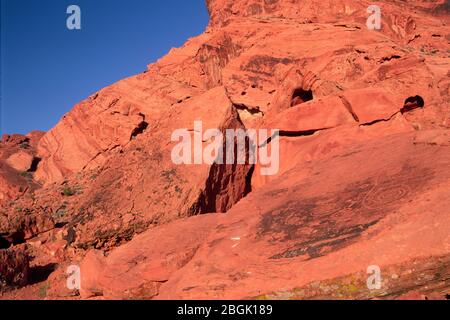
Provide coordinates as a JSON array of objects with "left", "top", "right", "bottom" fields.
[
  {"left": 34, "top": 0, "right": 450, "bottom": 186},
  {"left": 1, "top": 0, "right": 450, "bottom": 299},
  {"left": 0, "top": 133, "right": 43, "bottom": 205}
]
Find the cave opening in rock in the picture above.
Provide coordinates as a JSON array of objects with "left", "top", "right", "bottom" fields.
[
  {"left": 8, "top": 231, "right": 26, "bottom": 247},
  {"left": 130, "top": 121, "right": 149, "bottom": 140},
  {"left": 0, "top": 232, "right": 25, "bottom": 249},
  {"left": 29, "top": 263, "right": 58, "bottom": 285},
  {"left": 401, "top": 95, "right": 425, "bottom": 114},
  {"left": 0, "top": 235, "right": 11, "bottom": 249},
  {"left": 291, "top": 88, "right": 313, "bottom": 107},
  {"left": 28, "top": 157, "right": 42, "bottom": 172}
]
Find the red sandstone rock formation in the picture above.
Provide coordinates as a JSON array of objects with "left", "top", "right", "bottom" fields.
[
  {"left": 0, "top": 133, "right": 43, "bottom": 204},
  {"left": 1, "top": 0, "right": 449, "bottom": 300},
  {"left": 0, "top": 245, "right": 30, "bottom": 290}
]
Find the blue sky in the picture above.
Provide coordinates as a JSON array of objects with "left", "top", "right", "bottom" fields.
[{"left": 0, "top": 0, "right": 208, "bottom": 135}]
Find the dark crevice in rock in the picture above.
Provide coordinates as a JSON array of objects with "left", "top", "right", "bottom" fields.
[
  {"left": 28, "top": 263, "right": 58, "bottom": 285},
  {"left": 130, "top": 120, "right": 149, "bottom": 140},
  {"left": 261, "top": 128, "right": 330, "bottom": 148},
  {"left": 290, "top": 88, "right": 313, "bottom": 107},
  {"left": 379, "top": 55, "right": 402, "bottom": 63},
  {"left": 192, "top": 160, "right": 252, "bottom": 215},
  {"left": 360, "top": 95, "right": 425, "bottom": 126},
  {"left": 11, "top": 231, "right": 26, "bottom": 246},
  {"left": 189, "top": 109, "right": 254, "bottom": 215},
  {"left": 338, "top": 95, "right": 360, "bottom": 122},
  {"left": 279, "top": 128, "right": 329, "bottom": 137},
  {"left": 107, "top": 98, "right": 120, "bottom": 109},
  {"left": 54, "top": 222, "right": 68, "bottom": 229},
  {"left": 401, "top": 95, "right": 425, "bottom": 114},
  {"left": 360, "top": 112, "right": 400, "bottom": 127},
  {"left": 0, "top": 235, "right": 11, "bottom": 249},
  {"left": 244, "top": 164, "right": 255, "bottom": 197},
  {"left": 407, "top": 34, "right": 421, "bottom": 44},
  {"left": 0, "top": 231, "right": 26, "bottom": 249},
  {"left": 234, "top": 103, "right": 264, "bottom": 116},
  {"left": 28, "top": 157, "right": 42, "bottom": 173}
]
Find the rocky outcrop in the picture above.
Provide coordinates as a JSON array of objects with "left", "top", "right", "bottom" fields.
[
  {"left": 79, "top": 214, "right": 219, "bottom": 299},
  {"left": 158, "top": 129, "right": 450, "bottom": 299},
  {"left": 34, "top": 75, "right": 194, "bottom": 184},
  {"left": 3, "top": 87, "right": 253, "bottom": 251},
  {"left": 0, "top": 246, "right": 30, "bottom": 290},
  {"left": 57, "top": 87, "right": 252, "bottom": 250},
  {"left": 1, "top": 0, "right": 450, "bottom": 300},
  {"left": 32, "top": 1, "right": 450, "bottom": 187},
  {"left": 0, "top": 133, "right": 43, "bottom": 204}
]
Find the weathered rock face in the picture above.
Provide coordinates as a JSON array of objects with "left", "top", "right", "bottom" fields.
[
  {"left": 0, "top": 133, "right": 43, "bottom": 205},
  {"left": 64, "top": 87, "right": 252, "bottom": 250},
  {"left": 2, "top": 87, "right": 253, "bottom": 252},
  {"left": 157, "top": 129, "right": 450, "bottom": 299},
  {"left": 2, "top": 0, "right": 450, "bottom": 300},
  {"left": 33, "top": 0, "right": 450, "bottom": 186},
  {"left": 0, "top": 246, "right": 30, "bottom": 290},
  {"left": 79, "top": 214, "right": 219, "bottom": 299},
  {"left": 206, "top": 0, "right": 449, "bottom": 42},
  {"left": 35, "top": 75, "right": 203, "bottom": 183}
]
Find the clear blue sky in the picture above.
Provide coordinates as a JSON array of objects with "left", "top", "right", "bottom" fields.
[{"left": 1, "top": 0, "right": 208, "bottom": 135}]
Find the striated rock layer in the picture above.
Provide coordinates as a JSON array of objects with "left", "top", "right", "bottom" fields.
[{"left": 1, "top": 0, "right": 450, "bottom": 299}]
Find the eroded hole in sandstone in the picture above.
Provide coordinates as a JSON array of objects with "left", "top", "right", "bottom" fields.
[
  {"left": 244, "top": 164, "right": 255, "bottom": 196},
  {"left": 0, "top": 235, "right": 11, "bottom": 249},
  {"left": 290, "top": 88, "right": 313, "bottom": 107},
  {"left": 28, "top": 263, "right": 57, "bottom": 285},
  {"left": 10, "top": 231, "right": 26, "bottom": 246},
  {"left": 0, "top": 231, "right": 25, "bottom": 249},
  {"left": 401, "top": 95, "right": 425, "bottom": 114},
  {"left": 28, "top": 157, "right": 41, "bottom": 173},
  {"left": 130, "top": 121, "right": 149, "bottom": 140}
]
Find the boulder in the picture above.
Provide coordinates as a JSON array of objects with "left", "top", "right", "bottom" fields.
[{"left": 6, "top": 151, "right": 34, "bottom": 172}]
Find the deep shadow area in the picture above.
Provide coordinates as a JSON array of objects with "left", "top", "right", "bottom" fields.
[
  {"left": 28, "top": 263, "right": 58, "bottom": 285},
  {"left": 291, "top": 88, "right": 313, "bottom": 107},
  {"left": 0, "top": 232, "right": 26, "bottom": 249},
  {"left": 401, "top": 95, "right": 425, "bottom": 114},
  {"left": 130, "top": 121, "right": 149, "bottom": 140},
  {"left": 28, "top": 157, "right": 42, "bottom": 172},
  {"left": 0, "top": 235, "right": 11, "bottom": 249}
]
